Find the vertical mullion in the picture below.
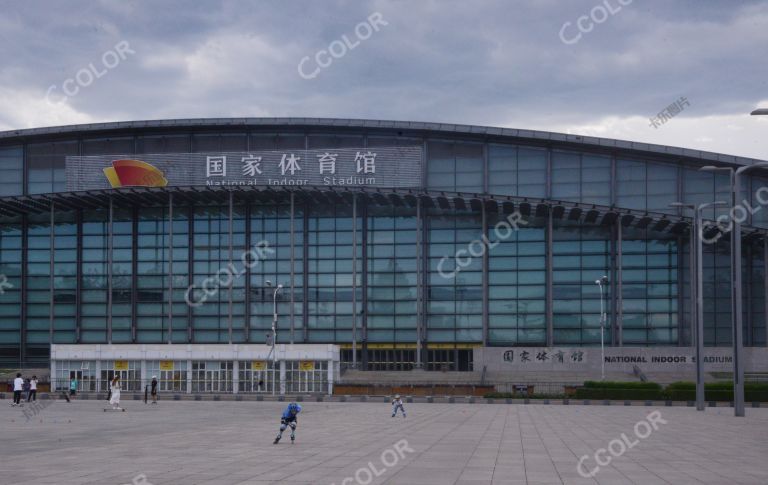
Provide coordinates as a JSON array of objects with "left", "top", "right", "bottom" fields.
[
  {"left": 75, "top": 210, "right": 82, "bottom": 344},
  {"left": 228, "top": 191, "right": 233, "bottom": 344},
  {"left": 107, "top": 196, "right": 113, "bottom": 343},
  {"left": 244, "top": 202, "right": 251, "bottom": 343},
  {"left": 167, "top": 192, "right": 174, "bottom": 344},
  {"left": 290, "top": 191, "right": 295, "bottom": 344},
  {"left": 545, "top": 209, "right": 553, "bottom": 347},
  {"left": 616, "top": 221, "right": 623, "bottom": 346},
  {"left": 481, "top": 200, "right": 489, "bottom": 346},
  {"left": 131, "top": 206, "right": 138, "bottom": 343},
  {"left": 49, "top": 203, "right": 55, "bottom": 345}
]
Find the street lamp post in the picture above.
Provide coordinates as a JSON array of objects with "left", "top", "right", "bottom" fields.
[
  {"left": 265, "top": 280, "right": 283, "bottom": 396},
  {"left": 702, "top": 160, "right": 768, "bottom": 417},
  {"left": 595, "top": 276, "right": 608, "bottom": 381},
  {"left": 672, "top": 201, "right": 726, "bottom": 411}
]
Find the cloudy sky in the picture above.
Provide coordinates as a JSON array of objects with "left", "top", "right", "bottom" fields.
[{"left": 1, "top": 0, "right": 767, "bottom": 159}]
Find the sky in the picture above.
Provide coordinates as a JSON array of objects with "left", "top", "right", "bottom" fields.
[{"left": 1, "top": 0, "right": 767, "bottom": 159}]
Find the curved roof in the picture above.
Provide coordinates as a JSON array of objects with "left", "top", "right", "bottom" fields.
[{"left": 0, "top": 117, "right": 764, "bottom": 168}]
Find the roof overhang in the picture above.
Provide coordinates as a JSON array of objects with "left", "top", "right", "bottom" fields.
[{"left": 3, "top": 185, "right": 764, "bottom": 241}]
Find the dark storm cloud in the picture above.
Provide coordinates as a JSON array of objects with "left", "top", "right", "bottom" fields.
[{"left": 0, "top": 0, "right": 766, "bottom": 158}]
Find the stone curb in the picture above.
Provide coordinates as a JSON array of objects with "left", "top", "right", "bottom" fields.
[{"left": 4, "top": 392, "right": 761, "bottom": 407}]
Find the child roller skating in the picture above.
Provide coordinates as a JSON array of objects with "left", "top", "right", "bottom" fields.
[
  {"left": 391, "top": 394, "right": 406, "bottom": 418},
  {"left": 273, "top": 402, "right": 302, "bottom": 444}
]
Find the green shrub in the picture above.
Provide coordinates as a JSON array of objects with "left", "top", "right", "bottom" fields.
[
  {"left": 576, "top": 381, "right": 664, "bottom": 400},
  {"left": 663, "top": 381, "right": 768, "bottom": 402}
]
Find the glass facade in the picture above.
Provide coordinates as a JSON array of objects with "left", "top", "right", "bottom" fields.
[{"left": 1, "top": 123, "right": 767, "bottom": 368}]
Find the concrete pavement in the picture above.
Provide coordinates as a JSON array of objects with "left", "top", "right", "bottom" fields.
[{"left": 1, "top": 399, "right": 766, "bottom": 484}]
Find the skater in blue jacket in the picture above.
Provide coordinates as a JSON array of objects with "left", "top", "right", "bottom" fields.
[{"left": 273, "top": 402, "right": 302, "bottom": 444}]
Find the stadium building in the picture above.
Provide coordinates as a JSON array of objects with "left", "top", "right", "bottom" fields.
[{"left": 0, "top": 118, "right": 767, "bottom": 393}]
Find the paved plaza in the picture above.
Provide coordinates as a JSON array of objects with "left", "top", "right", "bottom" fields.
[{"left": 1, "top": 398, "right": 767, "bottom": 485}]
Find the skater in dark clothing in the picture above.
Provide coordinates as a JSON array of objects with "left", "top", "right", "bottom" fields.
[
  {"left": 273, "top": 402, "right": 302, "bottom": 444},
  {"left": 150, "top": 376, "right": 158, "bottom": 404},
  {"left": 22, "top": 379, "right": 31, "bottom": 403},
  {"left": 27, "top": 376, "right": 37, "bottom": 402}
]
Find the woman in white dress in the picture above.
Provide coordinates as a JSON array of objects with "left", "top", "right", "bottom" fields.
[{"left": 109, "top": 376, "right": 122, "bottom": 410}]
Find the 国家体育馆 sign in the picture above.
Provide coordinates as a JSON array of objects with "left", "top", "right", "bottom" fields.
[{"left": 66, "top": 146, "right": 423, "bottom": 191}]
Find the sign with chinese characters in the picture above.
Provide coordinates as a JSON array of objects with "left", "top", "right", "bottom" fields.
[
  {"left": 502, "top": 348, "right": 587, "bottom": 365},
  {"left": 251, "top": 361, "right": 267, "bottom": 371},
  {"left": 299, "top": 360, "right": 315, "bottom": 371},
  {"left": 113, "top": 360, "right": 129, "bottom": 371},
  {"left": 66, "top": 146, "right": 423, "bottom": 191},
  {"left": 159, "top": 360, "right": 174, "bottom": 371}
]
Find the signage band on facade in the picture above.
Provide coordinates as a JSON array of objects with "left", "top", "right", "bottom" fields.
[{"left": 66, "top": 146, "right": 423, "bottom": 191}]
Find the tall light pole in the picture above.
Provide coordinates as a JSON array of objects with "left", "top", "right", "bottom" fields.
[
  {"left": 595, "top": 275, "right": 608, "bottom": 381},
  {"left": 702, "top": 160, "right": 768, "bottom": 417},
  {"left": 672, "top": 201, "right": 726, "bottom": 411},
  {"left": 265, "top": 280, "right": 283, "bottom": 396}
]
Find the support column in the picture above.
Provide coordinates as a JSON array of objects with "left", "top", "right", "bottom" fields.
[
  {"left": 187, "top": 206, "right": 194, "bottom": 343},
  {"left": 481, "top": 200, "right": 489, "bottom": 346},
  {"left": 19, "top": 215, "right": 27, "bottom": 366},
  {"left": 130, "top": 207, "right": 138, "bottom": 343},
  {"left": 352, "top": 194, "right": 358, "bottom": 368},
  {"left": 546, "top": 209, "right": 553, "bottom": 347},
  {"left": 75, "top": 210, "right": 82, "bottom": 344},
  {"left": 244, "top": 203, "right": 252, "bottom": 343},
  {"left": 167, "top": 192, "right": 173, "bottom": 344},
  {"left": 232, "top": 360, "right": 239, "bottom": 394},
  {"left": 49, "top": 203, "right": 54, "bottom": 345},
  {"left": 678, "top": 236, "right": 687, "bottom": 346},
  {"left": 290, "top": 191, "right": 295, "bottom": 344},
  {"left": 279, "top": 360, "right": 286, "bottom": 395},
  {"left": 415, "top": 198, "right": 423, "bottom": 368},
  {"left": 186, "top": 359, "right": 192, "bottom": 394},
  {"left": 616, "top": 220, "right": 623, "bottom": 346},
  {"left": 361, "top": 199, "right": 369, "bottom": 369},
  {"left": 228, "top": 190, "right": 233, "bottom": 344},
  {"left": 746, "top": 244, "right": 753, "bottom": 347},
  {"left": 327, "top": 358, "right": 334, "bottom": 395},
  {"left": 107, "top": 195, "right": 113, "bottom": 343},
  {"left": 302, "top": 203, "right": 309, "bottom": 343}
]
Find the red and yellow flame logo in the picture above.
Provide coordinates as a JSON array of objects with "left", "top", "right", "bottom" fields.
[{"left": 103, "top": 159, "right": 168, "bottom": 188}]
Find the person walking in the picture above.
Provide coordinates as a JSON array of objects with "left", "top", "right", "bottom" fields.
[
  {"left": 150, "top": 376, "right": 158, "bottom": 404},
  {"left": 27, "top": 376, "right": 37, "bottom": 402},
  {"left": 10, "top": 373, "right": 23, "bottom": 406},
  {"left": 109, "top": 376, "right": 123, "bottom": 411}
]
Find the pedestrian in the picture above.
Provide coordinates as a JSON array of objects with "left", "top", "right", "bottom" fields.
[
  {"left": 391, "top": 394, "right": 406, "bottom": 418},
  {"left": 27, "top": 375, "right": 37, "bottom": 402},
  {"left": 258, "top": 379, "right": 264, "bottom": 391},
  {"left": 10, "top": 373, "right": 23, "bottom": 406},
  {"left": 273, "top": 402, "right": 302, "bottom": 444},
  {"left": 109, "top": 376, "right": 123, "bottom": 411},
  {"left": 22, "top": 378, "right": 31, "bottom": 402},
  {"left": 69, "top": 375, "right": 78, "bottom": 400},
  {"left": 151, "top": 376, "right": 158, "bottom": 404}
]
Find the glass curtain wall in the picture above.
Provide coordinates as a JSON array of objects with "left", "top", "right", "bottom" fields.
[
  {"left": 426, "top": 210, "right": 483, "bottom": 343},
  {"left": 552, "top": 223, "right": 611, "bottom": 345},
  {"left": 366, "top": 205, "right": 418, "bottom": 343},
  {"left": 487, "top": 214, "right": 546, "bottom": 345}
]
